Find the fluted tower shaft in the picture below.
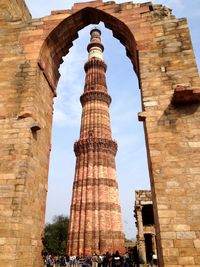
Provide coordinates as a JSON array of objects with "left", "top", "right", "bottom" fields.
[{"left": 67, "top": 29, "right": 125, "bottom": 256}]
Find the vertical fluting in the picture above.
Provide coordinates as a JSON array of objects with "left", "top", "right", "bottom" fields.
[{"left": 67, "top": 28, "right": 125, "bottom": 256}]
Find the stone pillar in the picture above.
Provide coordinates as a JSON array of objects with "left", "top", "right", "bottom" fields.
[
  {"left": 152, "top": 234, "right": 157, "bottom": 254},
  {"left": 136, "top": 206, "right": 147, "bottom": 263}
]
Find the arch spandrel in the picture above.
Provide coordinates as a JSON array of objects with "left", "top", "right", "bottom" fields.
[
  {"left": 38, "top": 6, "right": 139, "bottom": 91},
  {"left": 19, "top": 0, "right": 200, "bottom": 97}
]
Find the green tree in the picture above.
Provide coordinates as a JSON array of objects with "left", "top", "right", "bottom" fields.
[{"left": 42, "top": 215, "right": 69, "bottom": 255}]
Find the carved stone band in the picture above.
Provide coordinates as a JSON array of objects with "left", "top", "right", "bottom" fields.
[
  {"left": 74, "top": 138, "right": 118, "bottom": 156},
  {"left": 71, "top": 202, "right": 121, "bottom": 212},
  {"left": 80, "top": 91, "right": 112, "bottom": 106},
  {"left": 84, "top": 57, "right": 107, "bottom": 72},
  {"left": 68, "top": 230, "right": 124, "bottom": 240},
  {"left": 73, "top": 178, "right": 118, "bottom": 189}
]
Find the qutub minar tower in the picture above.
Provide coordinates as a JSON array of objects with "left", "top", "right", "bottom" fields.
[{"left": 67, "top": 28, "right": 125, "bottom": 256}]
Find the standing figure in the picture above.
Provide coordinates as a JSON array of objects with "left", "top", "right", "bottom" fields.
[{"left": 102, "top": 252, "right": 111, "bottom": 267}]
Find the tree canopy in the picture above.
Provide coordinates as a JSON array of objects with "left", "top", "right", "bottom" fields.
[{"left": 42, "top": 215, "right": 69, "bottom": 255}]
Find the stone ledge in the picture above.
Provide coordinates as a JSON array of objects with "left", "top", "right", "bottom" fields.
[
  {"left": 171, "top": 86, "right": 200, "bottom": 105},
  {"left": 80, "top": 91, "right": 111, "bottom": 106},
  {"left": 51, "top": 10, "right": 70, "bottom": 15},
  {"left": 138, "top": 111, "right": 147, "bottom": 121}
]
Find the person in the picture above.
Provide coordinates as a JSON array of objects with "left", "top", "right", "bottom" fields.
[
  {"left": 46, "top": 255, "right": 52, "bottom": 267},
  {"left": 92, "top": 253, "right": 98, "bottom": 267},
  {"left": 111, "top": 251, "right": 123, "bottom": 267},
  {"left": 55, "top": 255, "right": 60, "bottom": 267},
  {"left": 60, "top": 256, "right": 66, "bottom": 266},
  {"left": 79, "top": 255, "right": 85, "bottom": 267},
  {"left": 46, "top": 255, "right": 54, "bottom": 267},
  {"left": 85, "top": 255, "right": 92, "bottom": 267},
  {"left": 66, "top": 255, "right": 70, "bottom": 267},
  {"left": 152, "top": 253, "right": 157, "bottom": 266},
  {"left": 97, "top": 254, "right": 102, "bottom": 267},
  {"left": 70, "top": 256, "right": 76, "bottom": 267},
  {"left": 102, "top": 252, "right": 110, "bottom": 267},
  {"left": 123, "top": 253, "right": 129, "bottom": 267}
]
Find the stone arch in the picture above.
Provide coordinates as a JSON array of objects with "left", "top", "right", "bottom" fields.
[
  {"left": 0, "top": 1, "right": 200, "bottom": 267},
  {"left": 38, "top": 6, "right": 139, "bottom": 93}
]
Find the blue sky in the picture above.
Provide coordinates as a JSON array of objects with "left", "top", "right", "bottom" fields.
[{"left": 25, "top": 0, "right": 200, "bottom": 239}]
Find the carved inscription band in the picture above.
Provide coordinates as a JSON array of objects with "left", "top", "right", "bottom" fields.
[
  {"left": 68, "top": 230, "right": 124, "bottom": 240},
  {"left": 74, "top": 138, "right": 118, "bottom": 156},
  {"left": 80, "top": 91, "right": 112, "bottom": 106},
  {"left": 73, "top": 178, "right": 118, "bottom": 189},
  {"left": 77, "top": 160, "right": 116, "bottom": 168},
  {"left": 71, "top": 202, "right": 121, "bottom": 212}
]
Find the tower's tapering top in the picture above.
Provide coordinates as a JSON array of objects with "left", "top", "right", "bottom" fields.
[{"left": 87, "top": 28, "right": 104, "bottom": 60}]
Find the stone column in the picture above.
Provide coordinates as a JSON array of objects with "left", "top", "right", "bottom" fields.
[
  {"left": 136, "top": 206, "right": 147, "bottom": 263},
  {"left": 152, "top": 234, "right": 157, "bottom": 254}
]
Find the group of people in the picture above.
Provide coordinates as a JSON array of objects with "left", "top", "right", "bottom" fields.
[
  {"left": 45, "top": 255, "right": 67, "bottom": 267},
  {"left": 44, "top": 251, "right": 124, "bottom": 267},
  {"left": 44, "top": 250, "right": 157, "bottom": 267}
]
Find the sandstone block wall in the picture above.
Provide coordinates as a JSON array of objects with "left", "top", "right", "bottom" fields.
[{"left": 0, "top": 0, "right": 199, "bottom": 266}]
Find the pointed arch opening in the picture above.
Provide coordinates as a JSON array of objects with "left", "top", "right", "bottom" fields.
[
  {"left": 45, "top": 22, "right": 150, "bottom": 248},
  {"left": 39, "top": 7, "right": 139, "bottom": 93},
  {"left": 39, "top": 7, "right": 149, "bottom": 246}
]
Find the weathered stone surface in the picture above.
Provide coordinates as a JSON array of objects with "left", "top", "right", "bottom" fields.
[
  {"left": 194, "top": 239, "right": 200, "bottom": 249},
  {"left": 0, "top": 0, "right": 200, "bottom": 266}
]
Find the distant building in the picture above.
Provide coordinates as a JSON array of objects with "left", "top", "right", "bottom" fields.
[
  {"left": 124, "top": 241, "right": 136, "bottom": 252},
  {"left": 134, "top": 190, "right": 157, "bottom": 264}
]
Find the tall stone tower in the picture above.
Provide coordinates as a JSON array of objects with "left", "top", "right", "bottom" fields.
[{"left": 67, "top": 29, "right": 125, "bottom": 256}]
